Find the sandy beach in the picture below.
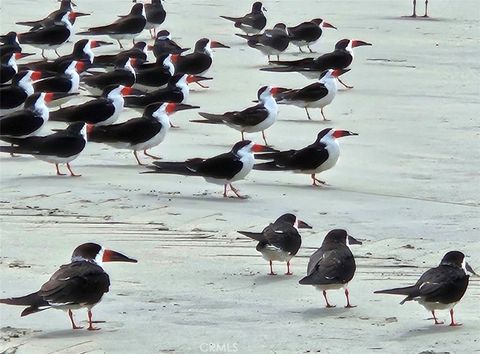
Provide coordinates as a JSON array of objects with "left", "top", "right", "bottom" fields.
[{"left": 1, "top": 0, "right": 479, "bottom": 353}]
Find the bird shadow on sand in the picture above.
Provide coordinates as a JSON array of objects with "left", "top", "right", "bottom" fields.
[
  {"left": 382, "top": 16, "right": 451, "bottom": 22},
  {"left": 396, "top": 323, "right": 464, "bottom": 340},
  {"left": 278, "top": 118, "right": 331, "bottom": 124},
  {"left": 34, "top": 328, "right": 98, "bottom": 339},
  {"left": 81, "top": 163, "right": 145, "bottom": 170},
  {"left": 253, "top": 274, "right": 300, "bottom": 286},
  {"left": 301, "top": 306, "right": 354, "bottom": 319}
]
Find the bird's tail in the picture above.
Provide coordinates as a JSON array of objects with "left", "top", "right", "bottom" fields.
[
  {"left": 49, "top": 109, "right": 75, "bottom": 123},
  {"left": 374, "top": 285, "right": 417, "bottom": 304},
  {"left": 86, "top": 124, "right": 116, "bottom": 143},
  {"left": 190, "top": 112, "right": 225, "bottom": 124},
  {"left": 124, "top": 95, "right": 145, "bottom": 108},
  {"left": 237, "top": 231, "right": 266, "bottom": 242},
  {"left": 142, "top": 161, "right": 199, "bottom": 176},
  {"left": 0, "top": 292, "right": 50, "bottom": 317},
  {"left": 0, "top": 141, "right": 39, "bottom": 155},
  {"left": 253, "top": 161, "right": 285, "bottom": 171},
  {"left": 298, "top": 273, "right": 318, "bottom": 285},
  {"left": 220, "top": 15, "right": 240, "bottom": 23},
  {"left": 15, "top": 20, "right": 41, "bottom": 27},
  {"left": 235, "top": 33, "right": 252, "bottom": 41}
]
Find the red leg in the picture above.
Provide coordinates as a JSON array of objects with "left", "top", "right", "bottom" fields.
[
  {"left": 143, "top": 150, "right": 161, "bottom": 159},
  {"left": 268, "top": 260, "right": 276, "bottom": 275},
  {"left": 134, "top": 151, "right": 144, "bottom": 166},
  {"left": 449, "top": 309, "right": 462, "bottom": 326},
  {"left": 311, "top": 174, "right": 326, "bottom": 186},
  {"left": 68, "top": 309, "right": 83, "bottom": 329},
  {"left": 66, "top": 163, "right": 81, "bottom": 177},
  {"left": 344, "top": 288, "right": 356, "bottom": 308},
  {"left": 323, "top": 290, "right": 336, "bottom": 308},
  {"left": 87, "top": 310, "right": 100, "bottom": 331},
  {"left": 431, "top": 310, "right": 444, "bottom": 325},
  {"left": 285, "top": 261, "right": 293, "bottom": 275},
  {"left": 56, "top": 163, "right": 66, "bottom": 176}
]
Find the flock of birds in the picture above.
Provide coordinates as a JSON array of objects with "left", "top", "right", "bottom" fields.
[{"left": 0, "top": 0, "right": 477, "bottom": 335}]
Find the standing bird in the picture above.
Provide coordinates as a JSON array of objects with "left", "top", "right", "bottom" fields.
[
  {"left": 82, "top": 56, "right": 136, "bottom": 95},
  {"left": 0, "top": 242, "right": 137, "bottom": 330},
  {"left": 33, "top": 60, "right": 84, "bottom": 95},
  {"left": 275, "top": 69, "right": 349, "bottom": 121},
  {"left": 93, "top": 41, "right": 147, "bottom": 68},
  {"left": 375, "top": 251, "right": 476, "bottom": 326},
  {"left": 0, "top": 92, "right": 58, "bottom": 138},
  {"left": 220, "top": 2, "right": 267, "bottom": 35},
  {"left": 18, "top": 11, "right": 85, "bottom": 59},
  {"left": 238, "top": 213, "right": 311, "bottom": 275},
  {"left": 254, "top": 128, "right": 358, "bottom": 186},
  {"left": 299, "top": 229, "right": 362, "bottom": 308},
  {"left": 0, "top": 70, "right": 43, "bottom": 115},
  {"left": 0, "top": 122, "right": 87, "bottom": 176},
  {"left": 143, "top": 140, "right": 273, "bottom": 198},
  {"left": 134, "top": 0, "right": 166, "bottom": 39},
  {"left": 87, "top": 102, "right": 198, "bottom": 165},
  {"left": 49, "top": 85, "right": 135, "bottom": 126},
  {"left": 0, "top": 32, "right": 23, "bottom": 57},
  {"left": 237, "top": 23, "right": 290, "bottom": 62},
  {"left": 150, "top": 30, "right": 189, "bottom": 59},
  {"left": 192, "top": 86, "right": 282, "bottom": 145},
  {"left": 77, "top": 3, "right": 146, "bottom": 49},
  {"left": 134, "top": 54, "right": 175, "bottom": 91},
  {"left": 262, "top": 39, "right": 372, "bottom": 88},
  {"left": 410, "top": 0, "right": 429, "bottom": 17},
  {"left": 287, "top": 18, "right": 337, "bottom": 53},
  {"left": 15, "top": 0, "right": 79, "bottom": 29},
  {"left": 1, "top": 52, "right": 34, "bottom": 84},
  {"left": 172, "top": 38, "right": 229, "bottom": 78}
]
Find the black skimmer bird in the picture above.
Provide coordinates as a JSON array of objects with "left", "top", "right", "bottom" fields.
[
  {"left": 192, "top": 86, "right": 282, "bottom": 145},
  {"left": 88, "top": 102, "right": 198, "bottom": 165},
  {"left": 375, "top": 251, "right": 476, "bottom": 326},
  {"left": 254, "top": 128, "right": 358, "bottom": 186},
  {"left": 299, "top": 229, "right": 362, "bottom": 308},
  {"left": 18, "top": 11, "right": 85, "bottom": 59},
  {"left": 83, "top": 56, "right": 136, "bottom": 95},
  {"left": 1, "top": 52, "right": 34, "bottom": 84},
  {"left": 77, "top": 3, "right": 146, "bottom": 49},
  {"left": 262, "top": 39, "right": 372, "bottom": 88},
  {"left": 0, "top": 92, "right": 57, "bottom": 138},
  {"left": 0, "top": 242, "right": 137, "bottom": 330},
  {"left": 93, "top": 41, "right": 147, "bottom": 68},
  {"left": 19, "top": 39, "right": 110, "bottom": 74},
  {"left": 150, "top": 30, "right": 189, "bottom": 59},
  {"left": 124, "top": 73, "right": 207, "bottom": 111},
  {"left": 143, "top": 140, "right": 273, "bottom": 198},
  {"left": 238, "top": 213, "right": 311, "bottom": 275},
  {"left": 410, "top": 0, "right": 430, "bottom": 17},
  {"left": 237, "top": 23, "right": 290, "bottom": 61},
  {"left": 33, "top": 60, "right": 84, "bottom": 96},
  {"left": 220, "top": 2, "right": 267, "bottom": 35},
  {"left": 15, "top": 0, "right": 79, "bottom": 29},
  {"left": 0, "top": 122, "right": 87, "bottom": 176},
  {"left": 287, "top": 18, "right": 337, "bottom": 53},
  {"left": 0, "top": 70, "right": 42, "bottom": 115},
  {"left": 172, "top": 38, "right": 229, "bottom": 77},
  {"left": 0, "top": 32, "right": 22, "bottom": 57},
  {"left": 276, "top": 69, "right": 349, "bottom": 121},
  {"left": 133, "top": 0, "right": 166, "bottom": 38},
  {"left": 49, "top": 85, "right": 135, "bottom": 126},
  {"left": 134, "top": 54, "right": 175, "bottom": 91}
]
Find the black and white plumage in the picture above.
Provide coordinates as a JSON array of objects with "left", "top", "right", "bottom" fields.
[
  {"left": 238, "top": 213, "right": 311, "bottom": 275},
  {"left": 375, "top": 251, "right": 476, "bottom": 326},
  {"left": 0, "top": 71, "right": 42, "bottom": 115},
  {"left": 15, "top": 0, "right": 80, "bottom": 29},
  {"left": 0, "top": 242, "right": 137, "bottom": 330},
  {"left": 220, "top": 1, "right": 267, "bottom": 35},
  {"left": 192, "top": 86, "right": 282, "bottom": 145},
  {"left": 173, "top": 38, "right": 229, "bottom": 77},
  {"left": 237, "top": 23, "right": 290, "bottom": 61},
  {"left": 143, "top": 140, "right": 273, "bottom": 198},
  {"left": 77, "top": 3, "right": 146, "bottom": 49},
  {"left": 262, "top": 39, "right": 372, "bottom": 88},
  {"left": 83, "top": 56, "right": 136, "bottom": 95},
  {"left": 1, "top": 52, "right": 33, "bottom": 84},
  {"left": 299, "top": 229, "right": 362, "bottom": 308},
  {"left": 0, "top": 122, "right": 87, "bottom": 176},
  {"left": 93, "top": 41, "right": 147, "bottom": 68},
  {"left": 49, "top": 84, "right": 133, "bottom": 126},
  {"left": 276, "top": 69, "right": 349, "bottom": 121},
  {"left": 87, "top": 102, "right": 198, "bottom": 165},
  {"left": 287, "top": 18, "right": 337, "bottom": 53},
  {"left": 33, "top": 60, "right": 83, "bottom": 99},
  {"left": 18, "top": 11, "right": 79, "bottom": 59},
  {"left": 254, "top": 128, "right": 358, "bottom": 186},
  {"left": 134, "top": 0, "right": 166, "bottom": 39},
  {"left": 150, "top": 30, "right": 189, "bottom": 59},
  {"left": 0, "top": 32, "right": 23, "bottom": 58},
  {"left": 134, "top": 54, "right": 175, "bottom": 90}
]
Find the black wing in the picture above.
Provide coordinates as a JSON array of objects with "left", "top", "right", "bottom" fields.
[
  {"left": 90, "top": 118, "right": 162, "bottom": 145},
  {"left": 303, "top": 247, "right": 355, "bottom": 284},
  {"left": 84, "top": 70, "right": 135, "bottom": 89},
  {"left": 9, "top": 134, "right": 86, "bottom": 157},
  {"left": 19, "top": 25, "right": 69, "bottom": 46},
  {"left": 194, "top": 151, "right": 243, "bottom": 180},
  {"left": 264, "top": 222, "right": 302, "bottom": 255},
  {"left": 224, "top": 103, "right": 268, "bottom": 127},
  {"left": 0, "top": 111, "right": 43, "bottom": 136},
  {"left": 313, "top": 50, "right": 352, "bottom": 71},
  {"left": 281, "top": 82, "right": 328, "bottom": 102},
  {"left": 34, "top": 76, "right": 72, "bottom": 92},
  {"left": 50, "top": 98, "right": 115, "bottom": 124},
  {"left": 0, "top": 87, "right": 28, "bottom": 109},
  {"left": 263, "top": 143, "right": 329, "bottom": 171}
]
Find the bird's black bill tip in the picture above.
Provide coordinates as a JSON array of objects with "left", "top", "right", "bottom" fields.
[
  {"left": 297, "top": 220, "right": 312, "bottom": 229},
  {"left": 348, "top": 235, "right": 362, "bottom": 245},
  {"left": 466, "top": 262, "right": 478, "bottom": 276}
]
